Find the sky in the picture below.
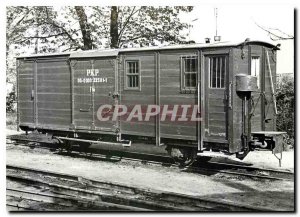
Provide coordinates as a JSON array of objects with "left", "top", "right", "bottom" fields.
[
  {"left": 181, "top": 6, "right": 294, "bottom": 43},
  {"left": 180, "top": 6, "right": 294, "bottom": 74}
]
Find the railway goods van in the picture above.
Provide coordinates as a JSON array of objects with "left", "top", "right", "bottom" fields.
[{"left": 16, "top": 40, "right": 285, "bottom": 165}]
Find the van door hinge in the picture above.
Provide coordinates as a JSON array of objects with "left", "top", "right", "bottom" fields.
[{"left": 31, "top": 90, "right": 34, "bottom": 99}]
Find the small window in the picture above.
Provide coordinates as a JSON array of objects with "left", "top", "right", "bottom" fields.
[
  {"left": 251, "top": 56, "right": 260, "bottom": 88},
  {"left": 125, "top": 61, "right": 140, "bottom": 89},
  {"left": 209, "top": 56, "right": 226, "bottom": 88},
  {"left": 181, "top": 56, "right": 197, "bottom": 90}
]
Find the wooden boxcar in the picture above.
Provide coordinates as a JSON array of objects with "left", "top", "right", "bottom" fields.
[{"left": 16, "top": 40, "right": 283, "bottom": 164}]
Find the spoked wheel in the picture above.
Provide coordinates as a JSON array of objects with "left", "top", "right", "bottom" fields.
[
  {"left": 52, "top": 137, "right": 72, "bottom": 153},
  {"left": 167, "top": 147, "right": 197, "bottom": 167},
  {"left": 65, "top": 141, "right": 73, "bottom": 154},
  {"left": 52, "top": 136, "right": 64, "bottom": 152}
]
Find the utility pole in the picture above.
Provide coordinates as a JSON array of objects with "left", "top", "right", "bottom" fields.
[
  {"left": 214, "top": 8, "right": 221, "bottom": 42},
  {"left": 215, "top": 8, "right": 218, "bottom": 36}
]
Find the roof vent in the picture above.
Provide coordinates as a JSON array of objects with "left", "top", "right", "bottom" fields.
[
  {"left": 205, "top": 38, "right": 211, "bottom": 43},
  {"left": 214, "top": 36, "right": 221, "bottom": 42}
]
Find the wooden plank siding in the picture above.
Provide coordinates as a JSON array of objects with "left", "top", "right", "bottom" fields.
[
  {"left": 264, "top": 48, "right": 277, "bottom": 131},
  {"left": 231, "top": 47, "right": 249, "bottom": 152},
  {"left": 72, "top": 58, "right": 117, "bottom": 131},
  {"left": 119, "top": 53, "right": 156, "bottom": 137},
  {"left": 93, "top": 58, "right": 117, "bottom": 131},
  {"left": 159, "top": 50, "right": 198, "bottom": 142},
  {"left": 16, "top": 42, "right": 278, "bottom": 155},
  {"left": 249, "top": 45, "right": 263, "bottom": 132},
  {"left": 36, "top": 58, "right": 71, "bottom": 128},
  {"left": 18, "top": 60, "right": 35, "bottom": 126},
  {"left": 198, "top": 48, "right": 232, "bottom": 153},
  {"left": 247, "top": 46, "right": 276, "bottom": 133}
]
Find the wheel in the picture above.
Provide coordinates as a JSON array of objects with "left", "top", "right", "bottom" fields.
[
  {"left": 52, "top": 136, "right": 64, "bottom": 152},
  {"left": 52, "top": 137, "right": 72, "bottom": 153},
  {"left": 65, "top": 141, "right": 73, "bottom": 154},
  {"left": 167, "top": 147, "right": 197, "bottom": 167}
]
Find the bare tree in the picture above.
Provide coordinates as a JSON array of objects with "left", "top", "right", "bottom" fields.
[{"left": 255, "top": 22, "right": 294, "bottom": 41}]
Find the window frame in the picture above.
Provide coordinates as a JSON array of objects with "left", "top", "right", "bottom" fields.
[
  {"left": 250, "top": 55, "right": 261, "bottom": 89},
  {"left": 124, "top": 59, "right": 141, "bottom": 91},
  {"left": 180, "top": 55, "right": 198, "bottom": 92},
  {"left": 208, "top": 55, "right": 227, "bottom": 89}
]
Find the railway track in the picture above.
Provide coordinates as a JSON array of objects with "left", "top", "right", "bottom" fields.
[
  {"left": 7, "top": 135, "right": 294, "bottom": 182},
  {"left": 7, "top": 164, "right": 276, "bottom": 211},
  {"left": 186, "top": 161, "right": 294, "bottom": 181}
]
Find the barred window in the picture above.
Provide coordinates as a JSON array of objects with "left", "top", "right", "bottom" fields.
[
  {"left": 182, "top": 56, "right": 197, "bottom": 89},
  {"left": 126, "top": 61, "right": 140, "bottom": 89},
  {"left": 209, "top": 56, "right": 226, "bottom": 88}
]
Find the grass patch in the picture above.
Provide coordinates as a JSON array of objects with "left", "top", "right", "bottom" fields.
[{"left": 6, "top": 112, "right": 17, "bottom": 130}]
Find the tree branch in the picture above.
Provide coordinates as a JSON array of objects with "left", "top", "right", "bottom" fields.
[
  {"left": 118, "top": 7, "right": 137, "bottom": 38},
  {"left": 268, "top": 27, "right": 294, "bottom": 38},
  {"left": 8, "top": 8, "right": 32, "bottom": 38},
  {"left": 117, "top": 7, "right": 143, "bottom": 46},
  {"left": 255, "top": 22, "right": 294, "bottom": 41},
  {"left": 43, "top": 7, "right": 84, "bottom": 50},
  {"left": 22, "top": 32, "right": 66, "bottom": 39},
  {"left": 119, "top": 34, "right": 146, "bottom": 47}
]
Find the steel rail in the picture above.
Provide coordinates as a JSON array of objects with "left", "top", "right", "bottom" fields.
[
  {"left": 6, "top": 164, "right": 274, "bottom": 211},
  {"left": 7, "top": 187, "right": 149, "bottom": 211}
]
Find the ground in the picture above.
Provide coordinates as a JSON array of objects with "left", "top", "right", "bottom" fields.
[
  {"left": 6, "top": 131, "right": 294, "bottom": 211},
  {"left": 243, "top": 149, "right": 293, "bottom": 171}
]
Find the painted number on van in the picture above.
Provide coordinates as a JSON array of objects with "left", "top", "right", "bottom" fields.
[{"left": 77, "top": 69, "right": 108, "bottom": 84}]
